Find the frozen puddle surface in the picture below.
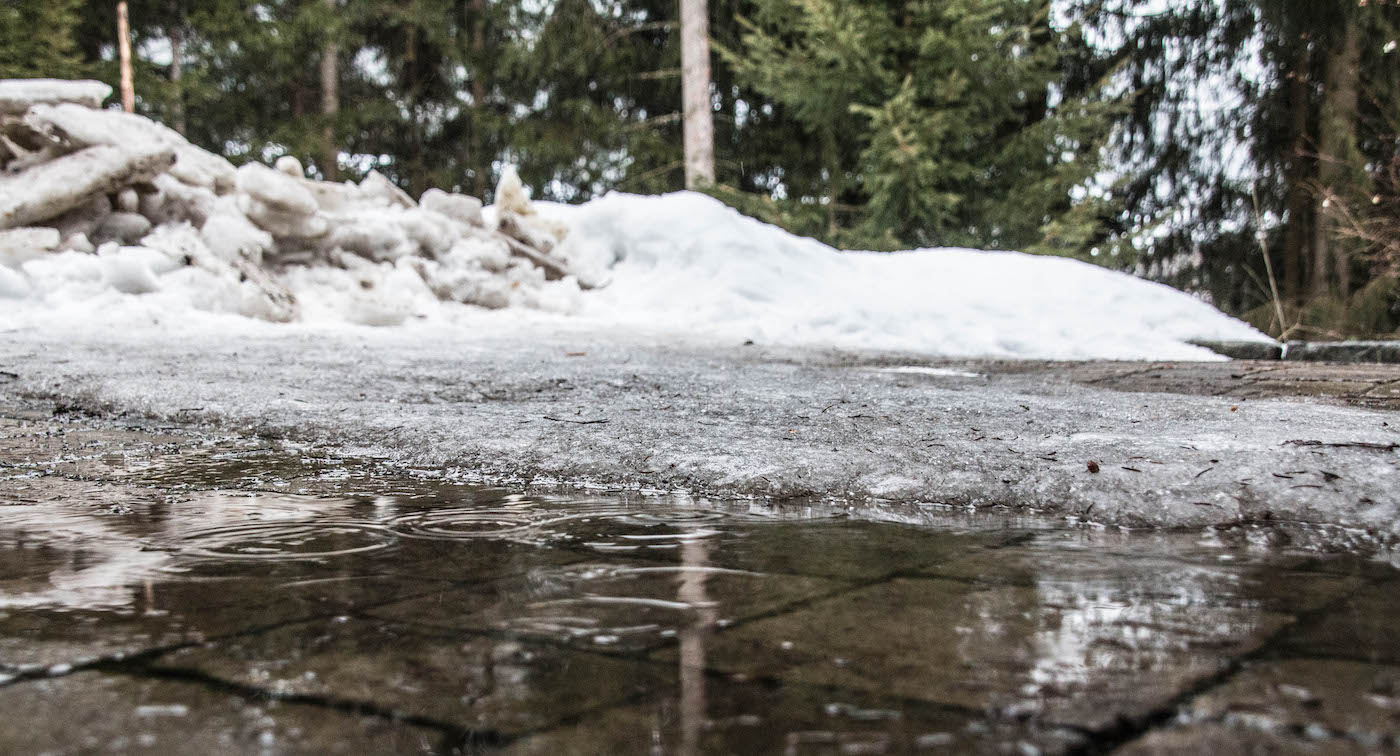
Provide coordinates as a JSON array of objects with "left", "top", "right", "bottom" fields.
[
  {"left": 1, "top": 422, "right": 1399, "bottom": 753},
  {"left": 870, "top": 365, "right": 984, "bottom": 379}
]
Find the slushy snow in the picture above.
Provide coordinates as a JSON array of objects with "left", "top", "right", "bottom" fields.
[
  {"left": 550, "top": 192, "right": 1270, "bottom": 360},
  {"left": 4, "top": 189, "right": 1270, "bottom": 361}
]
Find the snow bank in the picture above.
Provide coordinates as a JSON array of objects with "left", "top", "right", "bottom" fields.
[
  {"left": 0, "top": 79, "right": 591, "bottom": 329},
  {"left": 549, "top": 192, "right": 1271, "bottom": 361},
  {"left": 0, "top": 81, "right": 1271, "bottom": 361},
  {"left": 3, "top": 188, "right": 1271, "bottom": 361}
]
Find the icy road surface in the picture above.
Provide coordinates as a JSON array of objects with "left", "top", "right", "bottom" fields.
[{"left": 3, "top": 321, "right": 1397, "bottom": 537}]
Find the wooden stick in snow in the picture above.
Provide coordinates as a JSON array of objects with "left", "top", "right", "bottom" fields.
[{"left": 117, "top": 2, "right": 135, "bottom": 113}]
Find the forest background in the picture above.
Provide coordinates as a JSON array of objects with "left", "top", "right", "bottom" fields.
[{"left": 2, "top": 0, "right": 1398, "bottom": 338}]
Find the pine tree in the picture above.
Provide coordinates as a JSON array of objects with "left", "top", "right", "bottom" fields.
[
  {"left": 1082, "top": 0, "right": 1400, "bottom": 328},
  {"left": 719, "top": 0, "right": 1118, "bottom": 252},
  {"left": 0, "top": 0, "right": 87, "bottom": 80}
]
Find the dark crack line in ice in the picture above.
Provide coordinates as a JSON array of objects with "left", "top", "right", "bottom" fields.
[
  {"left": 1179, "top": 711, "right": 1400, "bottom": 751},
  {"left": 0, "top": 584, "right": 464, "bottom": 694},
  {"left": 90, "top": 660, "right": 506, "bottom": 752}
]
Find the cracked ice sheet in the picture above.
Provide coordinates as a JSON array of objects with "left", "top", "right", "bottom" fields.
[{"left": 0, "top": 318, "right": 1397, "bottom": 537}]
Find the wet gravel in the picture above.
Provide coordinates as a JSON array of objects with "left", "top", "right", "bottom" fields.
[{"left": 2, "top": 322, "right": 1399, "bottom": 537}]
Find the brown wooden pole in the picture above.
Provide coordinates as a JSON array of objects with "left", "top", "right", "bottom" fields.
[
  {"left": 319, "top": 0, "right": 339, "bottom": 181},
  {"left": 471, "top": 0, "right": 487, "bottom": 196},
  {"left": 680, "top": 0, "right": 715, "bottom": 189},
  {"left": 117, "top": 1, "right": 135, "bottom": 113},
  {"left": 169, "top": 1, "right": 185, "bottom": 134}
]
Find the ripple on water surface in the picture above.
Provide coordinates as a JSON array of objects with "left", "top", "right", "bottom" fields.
[
  {"left": 2, "top": 461, "right": 1398, "bottom": 754},
  {"left": 174, "top": 521, "right": 400, "bottom": 560}
]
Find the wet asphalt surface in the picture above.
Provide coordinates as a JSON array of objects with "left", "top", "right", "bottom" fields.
[
  {"left": 4, "top": 323, "right": 1400, "bottom": 752},
  {"left": 1, "top": 401, "right": 1398, "bottom": 754}
]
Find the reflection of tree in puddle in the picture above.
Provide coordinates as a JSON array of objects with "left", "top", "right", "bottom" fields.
[
  {"left": 954, "top": 558, "right": 1269, "bottom": 720},
  {"left": 677, "top": 531, "right": 716, "bottom": 756},
  {"left": 1, "top": 480, "right": 970, "bottom": 616},
  {"left": 0, "top": 492, "right": 366, "bottom": 611}
]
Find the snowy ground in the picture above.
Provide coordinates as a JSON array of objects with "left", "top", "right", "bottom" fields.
[
  {"left": 550, "top": 193, "right": 1272, "bottom": 360},
  {"left": 3, "top": 319, "right": 1396, "bottom": 540},
  {"left": 7, "top": 191, "right": 1272, "bottom": 362},
  {"left": 6, "top": 181, "right": 1386, "bottom": 538}
]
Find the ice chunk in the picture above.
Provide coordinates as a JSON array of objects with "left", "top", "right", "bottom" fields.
[
  {"left": 0, "top": 227, "right": 60, "bottom": 268},
  {"left": 48, "top": 194, "right": 112, "bottom": 241},
  {"left": 446, "top": 235, "right": 511, "bottom": 272},
  {"left": 494, "top": 166, "right": 532, "bottom": 216},
  {"left": 0, "top": 144, "right": 174, "bottom": 229},
  {"left": 302, "top": 179, "right": 365, "bottom": 213},
  {"left": 201, "top": 203, "right": 274, "bottom": 265},
  {"left": 0, "top": 79, "right": 111, "bottom": 115},
  {"left": 326, "top": 215, "right": 413, "bottom": 262},
  {"left": 238, "top": 194, "right": 329, "bottom": 239},
  {"left": 360, "top": 170, "right": 416, "bottom": 209},
  {"left": 397, "top": 208, "right": 454, "bottom": 258},
  {"left": 236, "top": 163, "right": 318, "bottom": 216},
  {"left": 420, "top": 188, "right": 483, "bottom": 226},
  {"left": 62, "top": 232, "right": 94, "bottom": 254},
  {"left": 275, "top": 155, "right": 304, "bottom": 177},
  {"left": 93, "top": 211, "right": 153, "bottom": 245},
  {"left": 97, "top": 243, "right": 163, "bottom": 295},
  {"left": 115, "top": 188, "right": 140, "bottom": 213},
  {"left": 24, "top": 103, "right": 235, "bottom": 192},
  {"left": 144, "top": 173, "right": 216, "bottom": 228}
]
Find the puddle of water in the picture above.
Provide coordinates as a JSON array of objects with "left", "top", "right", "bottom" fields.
[
  {"left": 871, "top": 366, "right": 983, "bottom": 379},
  {"left": 1, "top": 443, "right": 1398, "bottom": 753}
]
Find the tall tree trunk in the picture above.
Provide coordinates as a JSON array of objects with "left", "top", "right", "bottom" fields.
[
  {"left": 1282, "top": 45, "right": 1311, "bottom": 305},
  {"left": 680, "top": 0, "right": 715, "bottom": 189},
  {"left": 168, "top": 7, "right": 185, "bottom": 135},
  {"left": 404, "top": 24, "right": 426, "bottom": 196},
  {"left": 320, "top": 0, "right": 340, "bottom": 181},
  {"left": 1025, "top": 0, "right": 1052, "bottom": 126},
  {"left": 1312, "top": 16, "right": 1363, "bottom": 299},
  {"left": 117, "top": 1, "right": 135, "bottom": 113},
  {"left": 471, "top": 0, "right": 487, "bottom": 197},
  {"left": 1330, "top": 19, "right": 1361, "bottom": 298}
]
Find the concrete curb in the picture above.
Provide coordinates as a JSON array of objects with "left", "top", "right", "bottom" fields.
[
  {"left": 1190, "top": 340, "right": 1285, "bottom": 361},
  {"left": 1193, "top": 339, "right": 1400, "bottom": 364},
  {"left": 1284, "top": 341, "right": 1400, "bottom": 364}
]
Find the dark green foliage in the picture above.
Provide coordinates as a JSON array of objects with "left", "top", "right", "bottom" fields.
[
  {"left": 0, "top": 0, "right": 87, "bottom": 80},
  {"left": 1077, "top": 0, "right": 1400, "bottom": 325},
  {"left": 12, "top": 0, "right": 1400, "bottom": 334},
  {"left": 717, "top": 0, "right": 1121, "bottom": 254}
]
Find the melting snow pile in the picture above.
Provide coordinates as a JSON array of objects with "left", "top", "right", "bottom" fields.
[
  {"left": 0, "top": 79, "right": 1272, "bottom": 360},
  {"left": 555, "top": 193, "right": 1275, "bottom": 360},
  {"left": 0, "top": 79, "right": 596, "bottom": 326}
]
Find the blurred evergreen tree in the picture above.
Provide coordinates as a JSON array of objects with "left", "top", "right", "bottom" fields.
[
  {"left": 70, "top": 1, "right": 332, "bottom": 171},
  {"left": 3, "top": 0, "right": 1391, "bottom": 332},
  {"left": 0, "top": 0, "right": 87, "bottom": 80},
  {"left": 1074, "top": 0, "right": 1400, "bottom": 327},
  {"left": 24, "top": 0, "right": 824, "bottom": 209},
  {"left": 717, "top": 0, "right": 1120, "bottom": 253}
]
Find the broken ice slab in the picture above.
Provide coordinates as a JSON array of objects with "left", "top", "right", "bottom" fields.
[
  {"left": 25, "top": 103, "right": 236, "bottom": 192},
  {"left": 0, "top": 79, "right": 111, "bottom": 115},
  {"left": 0, "top": 144, "right": 175, "bottom": 230}
]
